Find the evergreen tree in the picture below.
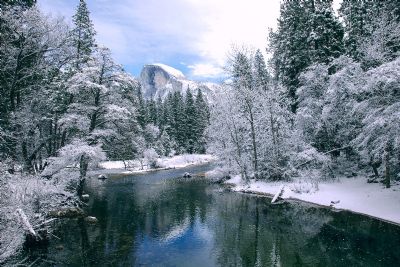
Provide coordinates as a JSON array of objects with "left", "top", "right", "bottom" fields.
[
  {"left": 171, "top": 91, "right": 186, "bottom": 151},
  {"left": 146, "top": 98, "right": 157, "bottom": 125},
  {"left": 269, "top": 0, "right": 343, "bottom": 112},
  {"left": 253, "top": 49, "right": 270, "bottom": 91},
  {"left": 163, "top": 93, "right": 175, "bottom": 141},
  {"left": 194, "top": 89, "right": 209, "bottom": 153},
  {"left": 136, "top": 86, "right": 147, "bottom": 129},
  {"left": 339, "top": 0, "right": 400, "bottom": 68},
  {"left": 156, "top": 95, "right": 163, "bottom": 129},
  {"left": 184, "top": 88, "right": 196, "bottom": 153},
  {"left": 71, "top": 0, "right": 96, "bottom": 66},
  {"left": 0, "top": 0, "right": 36, "bottom": 8}
]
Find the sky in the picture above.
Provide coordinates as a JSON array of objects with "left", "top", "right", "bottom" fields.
[{"left": 39, "top": 0, "right": 340, "bottom": 81}]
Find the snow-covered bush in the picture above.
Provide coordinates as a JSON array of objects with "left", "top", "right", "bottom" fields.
[
  {"left": 144, "top": 148, "right": 159, "bottom": 169},
  {"left": 43, "top": 139, "right": 105, "bottom": 176},
  {"left": 205, "top": 166, "right": 231, "bottom": 182},
  {"left": 290, "top": 178, "right": 319, "bottom": 194},
  {"left": 0, "top": 162, "right": 74, "bottom": 265}
]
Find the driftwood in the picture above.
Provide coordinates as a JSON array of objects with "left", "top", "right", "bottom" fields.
[
  {"left": 16, "top": 209, "right": 38, "bottom": 239},
  {"left": 271, "top": 185, "right": 285, "bottom": 203}
]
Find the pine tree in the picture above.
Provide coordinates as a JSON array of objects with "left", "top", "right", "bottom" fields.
[
  {"left": 184, "top": 88, "right": 196, "bottom": 153},
  {"left": 339, "top": 0, "right": 377, "bottom": 61},
  {"left": 339, "top": 0, "right": 400, "bottom": 67},
  {"left": 136, "top": 86, "right": 147, "bottom": 129},
  {"left": 72, "top": 0, "right": 96, "bottom": 66},
  {"left": 163, "top": 93, "right": 175, "bottom": 141},
  {"left": 171, "top": 91, "right": 186, "bottom": 152},
  {"left": 253, "top": 50, "right": 270, "bottom": 91},
  {"left": 146, "top": 98, "right": 157, "bottom": 125},
  {"left": 307, "top": 0, "right": 344, "bottom": 64},
  {"left": 0, "top": 0, "right": 36, "bottom": 8},
  {"left": 156, "top": 95, "right": 163, "bottom": 129},
  {"left": 194, "top": 89, "right": 209, "bottom": 153},
  {"left": 269, "top": 0, "right": 343, "bottom": 112}
]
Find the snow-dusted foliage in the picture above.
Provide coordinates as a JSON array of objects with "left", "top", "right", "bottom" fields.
[
  {"left": 0, "top": 163, "right": 75, "bottom": 265},
  {"left": 208, "top": 49, "right": 293, "bottom": 181},
  {"left": 0, "top": 2, "right": 145, "bottom": 262},
  {"left": 43, "top": 139, "right": 105, "bottom": 176},
  {"left": 352, "top": 58, "right": 400, "bottom": 176},
  {"left": 143, "top": 148, "right": 159, "bottom": 169},
  {"left": 295, "top": 54, "right": 400, "bottom": 180},
  {"left": 359, "top": 15, "right": 400, "bottom": 68}
]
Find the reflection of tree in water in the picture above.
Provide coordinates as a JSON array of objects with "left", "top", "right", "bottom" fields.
[
  {"left": 29, "top": 176, "right": 400, "bottom": 266},
  {"left": 139, "top": 179, "right": 212, "bottom": 239},
  {"left": 211, "top": 193, "right": 400, "bottom": 267},
  {"left": 211, "top": 193, "right": 333, "bottom": 267},
  {"left": 45, "top": 177, "right": 213, "bottom": 266},
  {"left": 305, "top": 212, "right": 400, "bottom": 266}
]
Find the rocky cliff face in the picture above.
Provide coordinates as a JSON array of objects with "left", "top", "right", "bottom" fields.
[{"left": 139, "top": 63, "right": 218, "bottom": 101}]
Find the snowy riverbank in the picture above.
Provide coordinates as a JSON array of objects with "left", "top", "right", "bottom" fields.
[
  {"left": 226, "top": 176, "right": 400, "bottom": 225},
  {"left": 98, "top": 154, "right": 216, "bottom": 174}
]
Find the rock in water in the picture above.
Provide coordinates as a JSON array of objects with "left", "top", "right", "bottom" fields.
[
  {"left": 183, "top": 172, "right": 192, "bottom": 178},
  {"left": 98, "top": 174, "right": 107, "bottom": 180},
  {"left": 81, "top": 194, "right": 90, "bottom": 202},
  {"left": 49, "top": 208, "right": 85, "bottom": 218},
  {"left": 84, "top": 216, "right": 98, "bottom": 224}
]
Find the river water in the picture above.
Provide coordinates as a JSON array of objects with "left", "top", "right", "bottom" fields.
[{"left": 23, "top": 164, "right": 400, "bottom": 266}]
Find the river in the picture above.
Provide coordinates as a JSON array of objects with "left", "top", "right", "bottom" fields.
[{"left": 22, "top": 164, "right": 400, "bottom": 266}]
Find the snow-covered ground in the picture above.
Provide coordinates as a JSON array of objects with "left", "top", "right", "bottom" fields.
[
  {"left": 99, "top": 154, "right": 216, "bottom": 174},
  {"left": 226, "top": 176, "right": 400, "bottom": 225}
]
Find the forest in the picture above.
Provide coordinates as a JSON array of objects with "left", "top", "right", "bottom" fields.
[
  {"left": 0, "top": 0, "right": 210, "bottom": 262},
  {"left": 0, "top": 0, "right": 399, "bottom": 264},
  {"left": 209, "top": 0, "right": 400, "bottom": 186}
]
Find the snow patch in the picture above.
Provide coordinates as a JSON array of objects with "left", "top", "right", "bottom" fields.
[
  {"left": 152, "top": 63, "right": 185, "bottom": 78},
  {"left": 99, "top": 154, "right": 216, "bottom": 173},
  {"left": 228, "top": 177, "right": 400, "bottom": 225}
]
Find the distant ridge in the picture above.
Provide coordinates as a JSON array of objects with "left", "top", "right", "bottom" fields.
[{"left": 139, "top": 63, "right": 219, "bottom": 101}]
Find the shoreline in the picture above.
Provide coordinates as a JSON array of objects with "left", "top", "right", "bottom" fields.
[
  {"left": 225, "top": 176, "right": 400, "bottom": 226},
  {"left": 233, "top": 188, "right": 400, "bottom": 227},
  {"left": 92, "top": 154, "right": 216, "bottom": 176}
]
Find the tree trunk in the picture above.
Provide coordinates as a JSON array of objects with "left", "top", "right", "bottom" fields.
[
  {"left": 16, "top": 208, "right": 38, "bottom": 239},
  {"left": 385, "top": 141, "right": 392, "bottom": 188},
  {"left": 385, "top": 152, "right": 390, "bottom": 188},
  {"left": 78, "top": 155, "right": 88, "bottom": 197}
]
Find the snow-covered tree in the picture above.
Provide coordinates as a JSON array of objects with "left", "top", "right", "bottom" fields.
[
  {"left": 269, "top": 0, "right": 343, "bottom": 112},
  {"left": 352, "top": 57, "right": 400, "bottom": 186},
  {"left": 71, "top": 0, "right": 96, "bottom": 66},
  {"left": 209, "top": 48, "right": 292, "bottom": 181}
]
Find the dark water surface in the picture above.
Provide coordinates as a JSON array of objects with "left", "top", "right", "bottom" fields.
[{"left": 23, "top": 164, "right": 400, "bottom": 266}]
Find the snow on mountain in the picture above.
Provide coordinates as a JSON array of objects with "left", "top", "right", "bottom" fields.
[
  {"left": 139, "top": 63, "right": 220, "bottom": 101},
  {"left": 152, "top": 63, "right": 185, "bottom": 78}
]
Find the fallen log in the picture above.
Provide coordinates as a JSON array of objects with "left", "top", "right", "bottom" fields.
[
  {"left": 16, "top": 208, "right": 38, "bottom": 239},
  {"left": 271, "top": 185, "right": 285, "bottom": 204}
]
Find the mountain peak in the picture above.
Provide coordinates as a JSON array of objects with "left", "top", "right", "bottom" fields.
[
  {"left": 145, "top": 63, "right": 185, "bottom": 79},
  {"left": 140, "top": 64, "right": 218, "bottom": 101}
]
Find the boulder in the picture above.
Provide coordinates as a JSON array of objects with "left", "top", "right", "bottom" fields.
[
  {"left": 49, "top": 207, "right": 85, "bottom": 218},
  {"left": 84, "top": 216, "right": 98, "bottom": 224},
  {"left": 98, "top": 174, "right": 107, "bottom": 180},
  {"left": 81, "top": 194, "right": 90, "bottom": 202},
  {"left": 183, "top": 172, "right": 192, "bottom": 178}
]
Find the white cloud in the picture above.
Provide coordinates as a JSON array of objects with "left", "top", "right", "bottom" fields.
[
  {"left": 187, "top": 0, "right": 281, "bottom": 64},
  {"left": 187, "top": 63, "right": 225, "bottom": 79},
  {"left": 38, "top": 0, "right": 343, "bottom": 80}
]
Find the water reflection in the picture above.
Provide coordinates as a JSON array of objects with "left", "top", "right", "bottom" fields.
[{"left": 23, "top": 166, "right": 400, "bottom": 266}]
